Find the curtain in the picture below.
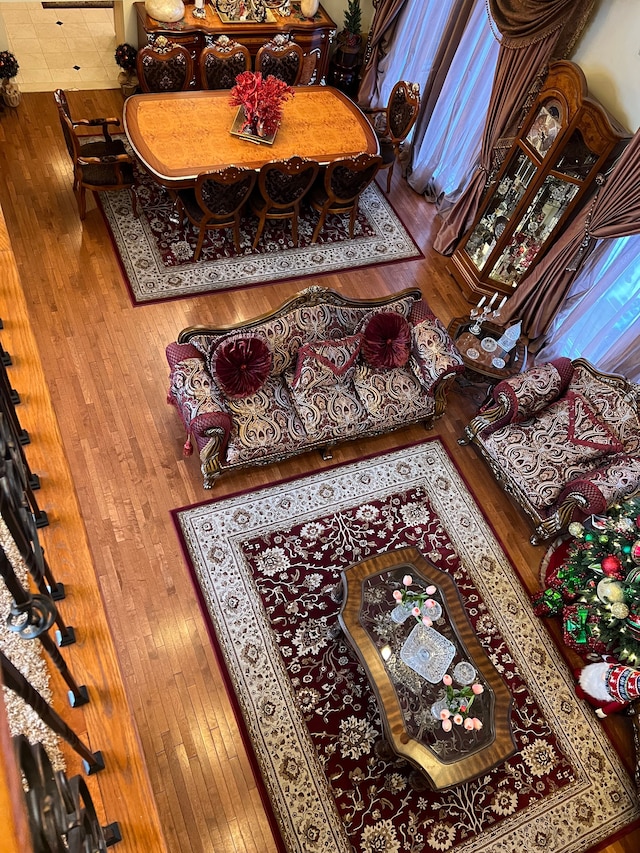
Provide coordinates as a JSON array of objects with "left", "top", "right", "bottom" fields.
[
  {"left": 371, "top": 0, "right": 476, "bottom": 112},
  {"left": 408, "top": 0, "right": 499, "bottom": 207},
  {"left": 535, "top": 234, "right": 640, "bottom": 382},
  {"left": 433, "top": 0, "right": 596, "bottom": 255},
  {"left": 500, "top": 129, "right": 640, "bottom": 341},
  {"left": 358, "top": 0, "right": 410, "bottom": 108}
]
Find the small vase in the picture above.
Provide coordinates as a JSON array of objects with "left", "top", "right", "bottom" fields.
[
  {"left": 118, "top": 71, "right": 139, "bottom": 98},
  {"left": 2, "top": 79, "right": 21, "bottom": 108},
  {"left": 300, "top": 0, "right": 320, "bottom": 18}
]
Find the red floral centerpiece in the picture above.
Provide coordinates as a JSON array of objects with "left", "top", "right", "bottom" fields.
[{"left": 229, "top": 70, "right": 294, "bottom": 140}]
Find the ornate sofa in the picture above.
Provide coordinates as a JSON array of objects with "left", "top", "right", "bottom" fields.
[
  {"left": 460, "top": 357, "right": 640, "bottom": 544},
  {"left": 166, "top": 286, "right": 464, "bottom": 487}
]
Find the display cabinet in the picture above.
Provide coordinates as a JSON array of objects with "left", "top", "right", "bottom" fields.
[
  {"left": 135, "top": 2, "right": 337, "bottom": 89},
  {"left": 449, "top": 61, "right": 630, "bottom": 301}
]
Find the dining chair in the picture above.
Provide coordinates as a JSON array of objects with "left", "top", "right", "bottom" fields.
[
  {"left": 255, "top": 34, "right": 304, "bottom": 86},
  {"left": 250, "top": 156, "right": 320, "bottom": 249},
  {"left": 308, "top": 153, "right": 382, "bottom": 243},
  {"left": 53, "top": 89, "right": 138, "bottom": 221},
  {"left": 136, "top": 35, "right": 194, "bottom": 93},
  {"left": 200, "top": 35, "right": 251, "bottom": 90},
  {"left": 176, "top": 166, "right": 257, "bottom": 261},
  {"left": 364, "top": 80, "right": 421, "bottom": 193}
]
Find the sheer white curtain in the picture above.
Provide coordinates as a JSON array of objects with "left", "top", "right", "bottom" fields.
[
  {"left": 537, "top": 235, "right": 640, "bottom": 381},
  {"left": 408, "top": 0, "right": 499, "bottom": 206},
  {"left": 370, "top": 0, "right": 459, "bottom": 110}
]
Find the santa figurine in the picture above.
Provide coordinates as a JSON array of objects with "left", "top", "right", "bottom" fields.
[{"left": 576, "top": 659, "right": 640, "bottom": 718}]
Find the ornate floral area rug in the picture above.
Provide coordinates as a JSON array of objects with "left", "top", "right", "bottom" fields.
[
  {"left": 97, "top": 141, "right": 422, "bottom": 305},
  {"left": 173, "top": 439, "right": 639, "bottom": 853}
]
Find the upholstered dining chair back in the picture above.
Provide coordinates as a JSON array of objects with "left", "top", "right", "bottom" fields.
[
  {"left": 309, "top": 152, "right": 382, "bottom": 243},
  {"left": 255, "top": 34, "right": 303, "bottom": 86},
  {"left": 365, "top": 80, "right": 421, "bottom": 193},
  {"left": 53, "top": 89, "right": 138, "bottom": 221},
  {"left": 200, "top": 35, "right": 251, "bottom": 90},
  {"left": 176, "top": 166, "right": 257, "bottom": 260},
  {"left": 136, "top": 36, "right": 194, "bottom": 93},
  {"left": 250, "top": 156, "right": 320, "bottom": 248}
]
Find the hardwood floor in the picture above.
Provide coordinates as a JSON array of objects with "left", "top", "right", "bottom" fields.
[{"left": 0, "top": 89, "right": 638, "bottom": 852}]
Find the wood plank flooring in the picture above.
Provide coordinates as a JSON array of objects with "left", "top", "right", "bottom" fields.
[{"left": 0, "top": 89, "right": 638, "bottom": 852}]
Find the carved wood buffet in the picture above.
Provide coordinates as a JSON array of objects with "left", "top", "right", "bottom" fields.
[{"left": 135, "top": 2, "right": 337, "bottom": 88}]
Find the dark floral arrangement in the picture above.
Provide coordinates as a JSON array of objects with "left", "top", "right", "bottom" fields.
[
  {"left": 229, "top": 71, "right": 294, "bottom": 137},
  {"left": 0, "top": 51, "right": 19, "bottom": 80},
  {"left": 114, "top": 43, "right": 138, "bottom": 72}
]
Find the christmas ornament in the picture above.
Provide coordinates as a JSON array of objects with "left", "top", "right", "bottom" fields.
[
  {"left": 568, "top": 522, "right": 584, "bottom": 537},
  {"left": 601, "top": 554, "right": 623, "bottom": 578},
  {"left": 596, "top": 577, "right": 624, "bottom": 604},
  {"left": 632, "top": 540, "right": 640, "bottom": 564},
  {"left": 610, "top": 602, "right": 630, "bottom": 619}
]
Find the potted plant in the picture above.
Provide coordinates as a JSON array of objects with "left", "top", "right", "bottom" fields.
[
  {"left": 0, "top": 50, "right": 21, "bottom": 107},
  {"left": 328, "top": 0, "right": 362, "bottom": 95},
  {"left": 115, "top": 43, "right": 139, "bottom": 98}
]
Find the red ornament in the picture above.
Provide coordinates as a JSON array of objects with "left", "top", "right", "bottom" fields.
[
  {"left": 636, "top": 515, "right": 640, "bottom": 529},
  {"left": 601, "top": 555, "right": 624, "bottom": 579}
]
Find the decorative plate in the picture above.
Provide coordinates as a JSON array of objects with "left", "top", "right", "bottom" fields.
[
  {"left": 453, "top": 661, "right": 477, "bottom": 685},
  {"left": 491, "top": 357, "right": 506, "bottom": 369},
  {"left": 466, "top": 347, "right": 479, "bottom": 360},
  {"left": 481, "top": 337, "right": 498, "bottom": 352},
  {"left": 400, "top": 623, "right": 456, "bottom": 683}
]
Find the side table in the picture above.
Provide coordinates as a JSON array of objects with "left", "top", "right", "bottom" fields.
[{"left": 447, "top": 316, "right": 528, "bottom": 386}]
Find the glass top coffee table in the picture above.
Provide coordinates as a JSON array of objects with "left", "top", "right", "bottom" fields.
[{"left": 338, "top": 546, "right": 516, "bottom": 789}]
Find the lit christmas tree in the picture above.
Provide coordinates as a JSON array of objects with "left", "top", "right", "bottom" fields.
[{"left": 533, "top": 496, "right": 640, "bottom": 666}]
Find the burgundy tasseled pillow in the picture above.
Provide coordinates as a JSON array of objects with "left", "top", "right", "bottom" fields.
[
  {"left": 362, "top": 312, "right": 412, "bottom": 369},
  {"left": 214, "top": 335, "right": 272, "bottom": 398}
]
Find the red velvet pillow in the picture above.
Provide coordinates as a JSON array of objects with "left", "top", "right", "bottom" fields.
[
  {"left": 362, "top": 312, "right": 412, "bottom": 369},
  {"left": 213, "top": 335, "right": 272, "bottom": 399}
]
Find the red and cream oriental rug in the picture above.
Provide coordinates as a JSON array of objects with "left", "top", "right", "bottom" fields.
[
  {"left": 97, "top": 143, "right": 422, "bottom": 305},
  {"left": 173, "top": 439, "right": 640, "bottom": 853}
]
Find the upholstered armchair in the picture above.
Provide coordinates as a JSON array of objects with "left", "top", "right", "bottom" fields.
[{"left": 460, "top": 358, "right": 640, "bottom": 544}]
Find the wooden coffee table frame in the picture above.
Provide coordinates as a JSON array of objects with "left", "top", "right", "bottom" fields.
[{"left": 339, "top": 546, "right": 516, "bottom": 789}]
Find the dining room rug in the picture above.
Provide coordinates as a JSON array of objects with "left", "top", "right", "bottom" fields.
[
  {"left": 173, "top": 438, "right": 640, "bottom": 853},
  {"left": 97, "top": 142, "right": 422, "bottom": 305}
]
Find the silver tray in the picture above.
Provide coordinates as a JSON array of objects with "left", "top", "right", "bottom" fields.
[{"left": 400, "top": 623, "right": 455, "bottom": 683}]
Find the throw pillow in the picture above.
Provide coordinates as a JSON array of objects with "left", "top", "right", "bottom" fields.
[
  {"left": 361, "top": 312, "right": 412, "bottom": 369},
  {"left": 212, "top": 334, "right": 272, "bottom": 399},
  {"left": 291, "top": 334, "right": 363, "bottom": 389},
  {"left": 563, "top": 391, "right": 624, "bottom": 455}
]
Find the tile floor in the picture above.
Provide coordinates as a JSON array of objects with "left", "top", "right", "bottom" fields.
[{"left": 1, "top": 2, "right": 119, "bottom": 92}]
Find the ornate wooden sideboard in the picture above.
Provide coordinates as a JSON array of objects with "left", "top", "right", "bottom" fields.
[{"left": 135, "top": 2, "right": 337, "bottom": 88}]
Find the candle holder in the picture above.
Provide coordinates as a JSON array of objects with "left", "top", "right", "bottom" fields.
[
  {"left": 469, "top": 306, "right": 490, "bottom": 337},
  {"left": 193, "top": 0, "right": 206, "bottom": 17}
]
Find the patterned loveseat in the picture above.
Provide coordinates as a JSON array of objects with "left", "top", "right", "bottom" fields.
[
  {"left": 460, "top": 357, "right": 640, "bottom": 544},
  {"left": 166, "top": 286, "right": 464, "bottom": 487}
]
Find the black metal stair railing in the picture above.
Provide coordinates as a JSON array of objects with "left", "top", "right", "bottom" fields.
[{"left": 0, "top": 325, "right": 121, "bottom": 847}]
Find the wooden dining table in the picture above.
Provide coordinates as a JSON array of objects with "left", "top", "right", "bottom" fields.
[{"left": 122, "top": 86, "right": 379, "bottom": 189}]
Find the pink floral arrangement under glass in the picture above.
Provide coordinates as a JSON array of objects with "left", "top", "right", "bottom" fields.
[
  {"left": 438, "top": 674, "right": 484, "bottom": 732},
  {"left": 392, "top": 574, "right": 441, "bottom": 627},
  {"left": 229, "top": 70, "right": 295, "bottom": 138}
]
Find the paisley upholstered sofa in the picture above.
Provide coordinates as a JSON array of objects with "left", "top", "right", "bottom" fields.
[
  {"left": 166, "top": 286, "right": 464, "bottom": 488},
  {"left": 460, "top": 358, "right": 640, "bottom": 544}
]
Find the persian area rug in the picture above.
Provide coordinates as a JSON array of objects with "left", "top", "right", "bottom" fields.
[
  {"left": 98, "top": 142, "right": 422, "bottom": 305},
  {"left": 173, "top": 439, "right": 640, "bottom": 853}
]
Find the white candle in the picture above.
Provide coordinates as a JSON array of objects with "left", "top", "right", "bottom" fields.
[
  {"left": 488, "top": 292, "right": 498, "bottom": 308},
  {"left": 497, "top": 296, "right": 507, "bottom": 310},
  {"left": 476, "top": 295, "right": 486, "bottom": 309},
  {"left": 195, "top": 0, "right": 204, "bottom": 7}
]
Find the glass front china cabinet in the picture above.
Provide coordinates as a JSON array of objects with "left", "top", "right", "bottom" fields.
[{"left": 449, "top": 61, "right": 630, "bottom": 301}]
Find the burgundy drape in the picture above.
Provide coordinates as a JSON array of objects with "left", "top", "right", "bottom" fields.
[
  {"left": 500, "top": 129, "right": 640, "bottom": 342},
  {"left": 433, "top": 0, "right": 595, "bottom": 255},
  {"left": 358, "top": 0, "right": 409, "bottom": 108},
  {"left": 433, "top": 37, "right": 555, "bottom": 254}
]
